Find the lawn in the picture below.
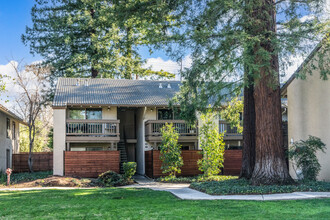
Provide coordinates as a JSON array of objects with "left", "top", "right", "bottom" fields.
[{"left": 0, "top": 188, "right": 330, "bottom": 219}]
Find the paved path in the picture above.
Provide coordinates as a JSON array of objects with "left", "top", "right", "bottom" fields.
[
  {"left": 1, "top": 176, "right": 330, "bottom": 201},
  {"left": 123, "top": 176, "right": 330, "bottom": 201}
]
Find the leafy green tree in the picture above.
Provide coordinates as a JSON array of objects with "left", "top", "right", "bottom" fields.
[
  {"left": 159, "top": 123, "right": 183, "bottom": 178},
  {"left": 156, "top": 0, "right": 329, "bottom": 185},
  {"left": 22, "top": 0, "right": 175, "bottom": 79},
  {"left": 198, "top": 110, "right": 225, "bottom": 177},
  {"left": 220, "top": 97, "right": 243, "bottom": 134},
  {"left": 288, "top": 136, "right": 326, "bottom": 181}
]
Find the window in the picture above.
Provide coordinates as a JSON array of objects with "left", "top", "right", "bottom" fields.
[
  {"left": 6, "top": 118, "right": 10, "bottom": 138},
  {"left": 6, "top": 149, "right": 10, "bottom": 169},
  {"left": 69, "top": 108, "right": 102, "bottom": 120},
  {"left": 12, "top": 122, "right": 16, "bottom": 140},
  {"left": 86, "top": 108, "right": 102, "bottom": 120},
  {"left": 158, "top": 109, "right": 181, "bottom": 120}
]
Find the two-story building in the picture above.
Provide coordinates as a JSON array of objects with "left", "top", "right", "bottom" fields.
[
  {"left": 0, "top": 104, "right": 26, "bottom": 172},
  {"left": 53, "top": 78, "right": 242, "bottom": 177}
]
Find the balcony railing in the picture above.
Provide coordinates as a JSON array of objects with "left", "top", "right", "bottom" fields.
[
  {"left": 66, "top": 119, "right": 120, "bottom": 142},
  {"left": 219, "top": 120, "right": 242, "bottom": 136},
  {"left": 145, "top": 120, "right": 198, "bottom": 141}
]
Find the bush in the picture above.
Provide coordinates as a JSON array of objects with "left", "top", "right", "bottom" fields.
[
  {"left": 0, "top": 171, "right": 52, "bottom": 186},
  {"left": 98, "top": 171, "right": 124, "bottom": 187},
  {"left": 288, "top": 136, "right": 326, "bottom": 181},
  {"left": 159, "top": 123, "right": 183, "bottom": 178},
  {"left": 190, "top": 179, "right": 330, "bottom": 195},
  {"left": 123, "top": 162, "right": 137, "bottom": 180},
  {"left": 198, "top": 109, "right": 225, "bottom": 176}
]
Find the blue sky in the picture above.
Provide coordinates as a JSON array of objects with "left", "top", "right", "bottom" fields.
[{"left": 0, "top": 0, "right": 172, "bottom": 65}]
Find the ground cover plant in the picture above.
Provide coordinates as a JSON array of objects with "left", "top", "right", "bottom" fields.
[
  {"left": 157, "top": 175, "right": 238, "bottom": 183},
  {"left": 0, "top": 171, "right": 52, "bottom": 186},
  {"left": 190, "top": 179, "right": 330, "bottom": 195},
  {"left": 0, "top": 188, "right": 330, "bottom": 219}
]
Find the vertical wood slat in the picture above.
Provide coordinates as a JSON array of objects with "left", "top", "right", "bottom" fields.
[
  {"left": 64, "top": 151, "right": 120, "bottom": 178},
  {"left": 12, "top": 152, "right": 53, "bottom": 173},
  {"left": 145, "top": 150, "right": 242, "bottom": 178}
]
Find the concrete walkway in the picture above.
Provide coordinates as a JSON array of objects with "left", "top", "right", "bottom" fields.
[
  {"left": 1, "top": 176, "right": 330, "bottom": 201},
  {"left": 123, "top": 176, "right": 330, "bottom": 201}
]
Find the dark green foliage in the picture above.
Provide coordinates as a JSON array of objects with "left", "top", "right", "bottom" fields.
[
  {"left": 159, "top": 123, "right": 184, "bottom": 177},
  {"left": 98, "top": 170, "right": 124, "bottom": 187},
  {"left": 47, "top": 128, "right": 53, "bottom": 150},
  {"left": 191, "top": 179, "right": 330, "bottom": 195},
  {"left": 0, "top": 171, "right": 52, "bottom": 186},
  {"left": 22, "top": 0, "right": 175, "bottom": 80},
  {"left": 288, "top": 136, "right": 326, "bottom": 181},
  {"left": 123, "top": 162, "right": 137, "bottom": 181}
]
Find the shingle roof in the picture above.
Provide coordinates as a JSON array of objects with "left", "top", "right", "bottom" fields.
[
  {"left": 53, "top": 78, "right": 182, "bottom": 107},
  {"left": 0, "top": 104, "right": 25, "bottom": 123}
]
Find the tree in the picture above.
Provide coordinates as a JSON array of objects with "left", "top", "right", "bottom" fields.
[
  {"left": 12, "top": 63, "right": 50, "bottom": 172},
  {"left": 220, "top": 97, "right": 244, "bottom": 134},
  {"left": 158, "top": 0, "right": 329, "bottom": 184},
  {"left": 198, "top": 110, "right": 225, "bottom": 176},
  {"left": 22, "top": 0, "right": 175, "bottom": 80},
  {"left": 159, "top": 123, "right": 184, "bottom": 178}
]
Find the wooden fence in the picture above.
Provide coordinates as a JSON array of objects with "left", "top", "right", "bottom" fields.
[
  {"left": 64, "top": 151, "right": 120, "bottom": 178},
  {"left": 12, "top": 152, "right": 53, "bottom": 173},
  {"left": 145, "top": 150, "right": 242, "bottom": 178}
]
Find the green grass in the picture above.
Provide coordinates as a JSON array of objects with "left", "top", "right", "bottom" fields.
[
  {"left": 0, "top": 171, "right": 52, "bottom": 186},
  {"left": 191, "top": 179, "right": 330, "bottom": 195},
  {"left": 0, "top": 188, "right": 330, "bottom": 219}
]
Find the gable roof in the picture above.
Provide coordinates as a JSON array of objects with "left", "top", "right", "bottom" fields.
[
  {"left": 0, "top": 104, "right": 25, "bottom": 123},
  {"left": 53, "top": 78, "right": 182, "bottom": 107}
]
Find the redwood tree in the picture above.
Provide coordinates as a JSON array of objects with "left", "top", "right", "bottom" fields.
[{"left": 161, "top": 0, "right": 329, "bottom": 184}]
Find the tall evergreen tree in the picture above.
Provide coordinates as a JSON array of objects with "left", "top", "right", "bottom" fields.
[
  {"left": 159, "top": 0, "right": 329, "bottom": 184},
  {"left": 22, "top": 0, "right": 175, "bottom": 79}
]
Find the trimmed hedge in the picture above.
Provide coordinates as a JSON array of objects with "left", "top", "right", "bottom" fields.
[{"left": 190, "top": 179, "right": 330, "bottom": 195}]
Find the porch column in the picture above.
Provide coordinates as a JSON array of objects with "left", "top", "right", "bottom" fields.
[{"left": 53, "top": 108, "right": 66, "bottom": 176}]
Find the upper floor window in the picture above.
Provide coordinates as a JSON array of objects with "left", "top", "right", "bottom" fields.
[
  {"left": 12, "top": 122, "right": 16, "bottom": 140},
  {"left": 158, "top": 108, "right": 181, "bottom": 120},
  {"left": 69, "top": 108, "right": 102, "bottom": 120},
  {"left": 6, "top": 118, "right": 10, "bottom": 138}
]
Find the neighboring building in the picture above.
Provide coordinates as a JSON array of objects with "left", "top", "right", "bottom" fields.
[
  {"left": 281, "top": 42, "right": 330, "bottom": 181},
  {"left": 0, "top": 104, "right": 26, "bottom": 172},
  {"left": 53, "top": 78, "right": 242, "bottom": 177}
]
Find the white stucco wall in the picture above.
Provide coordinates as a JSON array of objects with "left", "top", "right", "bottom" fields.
[
  {"left": 53, "top": 108, "right": 66, "bottom": 176},
  {"left": 136, "top": 107, "right": 157, "bottom": 175},
  {"left": 287, "top": 51, "right": 330, "bottom": 181},
  {"left": 0, "top": 112, "right": 20, "bottom": 172}
]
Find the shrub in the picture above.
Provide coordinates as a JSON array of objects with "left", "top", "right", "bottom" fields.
[
  {"left": 288, "top": 136, "right": 326, "bottom": 181},
  {"left": 198, "top": 109, "right": 225, "bottom": 177},
  {"left": 159, "top": 123, "right": 183, "bottom": 178},
  {"left": 123, "top": 162, "right": 137, "bottom": 180},
  {"left": 98, "top": 171, "right": 124, "bottom": 187}
]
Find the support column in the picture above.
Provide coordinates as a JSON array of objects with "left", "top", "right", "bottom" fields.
[{"left": 53, "top": 108, "right": 66, "bottom": 176}]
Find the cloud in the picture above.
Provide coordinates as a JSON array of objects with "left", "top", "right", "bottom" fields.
[{"left": 144, "top": 56, "right": 192, "bottom": 80}]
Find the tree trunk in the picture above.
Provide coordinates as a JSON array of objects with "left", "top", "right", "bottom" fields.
[
  {"left": 240, "top": 79, "right": 255, "bottom": 179},
  {"left": 250, "top": 0, "right": 293, "bottom": 185},
  {"left": 28, "top": 126, "right": 34, "bottom": 172},
  {"left": 91, "top": 67, "right": 98, "bottom": 78}
]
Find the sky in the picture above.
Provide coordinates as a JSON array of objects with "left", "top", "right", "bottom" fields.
[{"left": 0, "top": 0, "right": 329, "bottom": 107}]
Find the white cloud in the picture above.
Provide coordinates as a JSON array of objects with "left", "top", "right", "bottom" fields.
[{"left": 144, "top": 56, "right": 192, "bottom": 80}]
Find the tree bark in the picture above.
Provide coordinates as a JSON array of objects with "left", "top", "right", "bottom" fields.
[
  {"left": 250, "top": 0, "right": 293, "bottom": 185},
  {"left": 240, "top": 78, "right": 255, "bottom": 179}
]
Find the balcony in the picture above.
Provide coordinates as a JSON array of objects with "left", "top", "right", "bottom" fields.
[
  {"left": 145, "top": 120, "right": 198, "bottom": 142},
  {"left": 219, "top": 120, "right": 243, "bottom": 140},
  {"left": 66, "top": 119, "right": 120, "bottom": 143}
]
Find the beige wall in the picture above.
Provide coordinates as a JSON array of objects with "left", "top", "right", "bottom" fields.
[
  {"left": 102, "top": 107, "right": 117, "bottom": 120},
  {"left": 0, "top": 111, "right": 21, "bottom": 172},
  {"left": 287, "top": 52, "right": 330, "bottom": 181},
  {"left": 53, "top": 108, "right": 66, "bottom": 176}
]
